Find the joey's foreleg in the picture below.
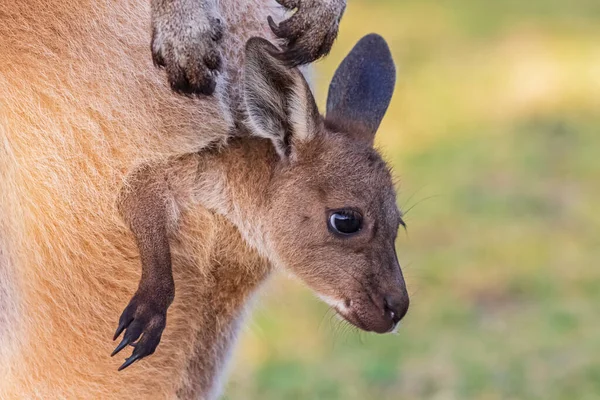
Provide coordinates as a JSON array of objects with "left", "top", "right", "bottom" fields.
[
  {"left": 151, "top": 0, "right": 224, "bottom": 95},
  {"left": 112, "top": 167, "right": 177, "bottom": 370}
]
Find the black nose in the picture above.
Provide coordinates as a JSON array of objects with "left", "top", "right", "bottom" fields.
[{"left": 384, "top": 294, "right": 409, "bottom": 324}]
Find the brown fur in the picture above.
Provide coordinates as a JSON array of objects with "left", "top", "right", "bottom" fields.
[
  {"left": 0, "top": 0, "right": 284, "bottom": 398},
  {"left": 0, "top": 2, "right": 406, "bottom": 399},
  {"left": 113, "top": 36, "right": 409, "bottom": 381}
]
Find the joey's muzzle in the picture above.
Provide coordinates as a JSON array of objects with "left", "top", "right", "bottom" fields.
[{"left": 335, "top": 262, "right": 409, "bottom": 334}]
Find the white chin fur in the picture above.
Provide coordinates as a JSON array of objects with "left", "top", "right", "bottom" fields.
[{"left": 317, "top": 294, "right": 349, "bottom": 314}]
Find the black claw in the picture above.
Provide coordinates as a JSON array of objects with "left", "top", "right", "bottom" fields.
[
  {"left": 204, "top": 52, "right": 222, "bottom": 71},
  {"left": 113, "top": 321, "right": 126, "bottom": 341},
  {"left": 267, "top": 16, "right": 282, "bottom": 37},
  {"left": 151, "top": 28, "right": 166, "bottom": 68},
  {"left": 274, "top": 0, "right": 298, "bottom": 9},
  {"left": 111, "top": 336, "right": 130, "bottom": 357},
  {"left": 211, "top": 20, "right": 224, "bottom": 42},
  {"left": 118, "top": 353, "right": 141, "bottom": 371}
]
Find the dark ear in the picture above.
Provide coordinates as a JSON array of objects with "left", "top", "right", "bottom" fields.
[
  {"left": 243, "top": 37, "right": 321, "bottom": 159},
  {"left": 326, "top": 34, "right": 396, "bottom": 146}
]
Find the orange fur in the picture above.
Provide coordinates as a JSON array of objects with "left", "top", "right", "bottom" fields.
[{"left": 0, "top": 0, "right": 284, "bottom": 398}]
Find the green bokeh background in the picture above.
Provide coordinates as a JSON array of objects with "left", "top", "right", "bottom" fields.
[{"left": 225, "top": 1, "right": 600, "bottom": 398}]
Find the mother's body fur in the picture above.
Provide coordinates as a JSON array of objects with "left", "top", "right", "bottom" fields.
[{"left": 0, "top": 0, "right": 286, "bottom": 398}]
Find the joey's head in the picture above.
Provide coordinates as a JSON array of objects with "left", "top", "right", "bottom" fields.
[{"left": 243, "top": 34, "right": 409, "bottom": 333}]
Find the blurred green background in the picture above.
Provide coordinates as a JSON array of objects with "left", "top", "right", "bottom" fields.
[{"left": 225, "top": 0, "right": 600, "bottom": 398}]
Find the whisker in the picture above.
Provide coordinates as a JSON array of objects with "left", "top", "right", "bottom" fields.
[
  {"left": 356, "top": 328, "right": 365, "bottom": 345},
  {"left": 398, "top": 185, "right": 427, "bottom": 213},
  {"left": 317, "top": 306, "right": 336, "bottom": 335},
  {"left": 402, "top": 194, "right": 441, "bottom": 217}
]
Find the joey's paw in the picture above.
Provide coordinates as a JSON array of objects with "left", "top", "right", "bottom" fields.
[
  {"left": 269, "top": 0, "right": 346, "bottom": 66},
  {"left": 151, "top": 15, "right": 224, "bottom": 96},
  {"left": 112, "top": 292, "right": 170, "bottom": 370}
]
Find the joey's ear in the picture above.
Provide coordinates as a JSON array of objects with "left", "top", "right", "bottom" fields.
[
  {"left": 326, "top": 34, "right": 396, "bottom": 146},
  {"left": 243, "top": 37, "right": 321, "bottom": 159}
]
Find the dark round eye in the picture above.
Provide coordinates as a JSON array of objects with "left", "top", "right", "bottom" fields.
[{"left": 328, "top": 210, "right": 363, "bottom": 235}]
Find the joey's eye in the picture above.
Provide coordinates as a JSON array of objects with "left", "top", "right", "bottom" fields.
[{"left": 328, "top": 210, "right": 363, "bottom": 235}]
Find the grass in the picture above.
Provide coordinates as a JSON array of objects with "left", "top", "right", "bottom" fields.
[{"left": 224, "top": 1, "right": 600, "bottom": 398}]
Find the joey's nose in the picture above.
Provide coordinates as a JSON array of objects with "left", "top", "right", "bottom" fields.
[{"left": 384, "top": 294, "right": 409, "bottom": 325}]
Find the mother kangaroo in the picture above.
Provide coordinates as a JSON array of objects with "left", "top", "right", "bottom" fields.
[{"left": 0, "top": 1, "right": 408, "bottom": 399}]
